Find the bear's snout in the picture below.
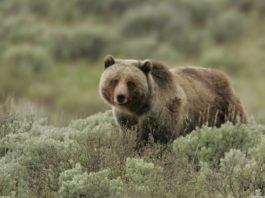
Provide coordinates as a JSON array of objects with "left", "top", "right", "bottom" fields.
[
  {"left": 116, "top": 94, "right": 127, "bottom": 104},
  {"left": 114, "top": 82, "right": 128, "bottom": 105}
]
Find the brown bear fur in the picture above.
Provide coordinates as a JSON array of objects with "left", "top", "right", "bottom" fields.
[{"left": 99, "top": 55, "right": 248, "bottom": 146}]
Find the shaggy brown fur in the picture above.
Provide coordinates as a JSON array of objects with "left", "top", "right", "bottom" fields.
[{"left": 99, "top": 55, "right": 248, "bottom": 146}]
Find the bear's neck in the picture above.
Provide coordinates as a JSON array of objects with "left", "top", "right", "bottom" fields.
[
  {"left": 130, "top": 76, "right": 153, "bottom": 116},
  {"left": 135, "top": 94, "right": 152, "bottom": 115}
]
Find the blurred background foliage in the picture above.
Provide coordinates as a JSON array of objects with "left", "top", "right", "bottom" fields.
[{"left": 0, "top": 0, "right": 264, "bottom": 125}]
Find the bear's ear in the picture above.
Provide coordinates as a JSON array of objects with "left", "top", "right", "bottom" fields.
[
  {"left": 104, "top": 55, "right": 115, "bottom": 69},
  {"left": 140, "top": 59, "right": 152, "bottom": 75}
]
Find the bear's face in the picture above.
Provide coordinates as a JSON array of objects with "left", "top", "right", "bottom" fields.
[{"left": 99, "top": 55, "right": 152, "bottom": 113}]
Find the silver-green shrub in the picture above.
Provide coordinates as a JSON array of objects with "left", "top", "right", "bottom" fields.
[
  {"left": 173, "top": 122, "right": 259, "bottom": 169},
  {"left": 200, "top": 50, "right": 246, "bottom": 74},
  {"left": 173, "top": 122, "right": 265, "bottom": 197},
  {"left": 59, "top": 164, "right": 124, "bottom": 198},
  {"left": 1, "top": 111, "right": 265, "bottom": 197},
  {"left": 210, "top": 10, "right": 245, "bottom": 43},
  {"left": 199, "top": 148, "right": 265, "bottom": 197},
  {"left": 179, "top": 0, "right": 220, "bottom": 25},
  {"left": 43, "top": 26, "right": 116, "bottom": 61},
  {"left": 1, "top": 45, "right": 53, "bottom": 77},
  {"left": 125, "top": 158, "right": 164, "bottom": 197}
]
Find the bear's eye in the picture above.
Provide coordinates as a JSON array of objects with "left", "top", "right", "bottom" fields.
[
  {"left": 127, "top": 81, "right": 135, "bottom": 89},
  {"left": 110, "top": 79, "right": 118, "bottom": 86}
]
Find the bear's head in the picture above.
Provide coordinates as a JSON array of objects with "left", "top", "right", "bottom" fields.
[{"left": 99, "top": 55, "right": 152, "bottom": 113}]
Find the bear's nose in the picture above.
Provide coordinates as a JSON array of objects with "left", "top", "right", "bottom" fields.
[{"left": 116, "top": 94, "right": 126, "bottom": 104}]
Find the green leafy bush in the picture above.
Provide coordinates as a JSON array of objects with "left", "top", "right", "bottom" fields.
[
  {"left": 69, "top": 26, "right": 116, "bottom": 60},
  {"left": 49, "top": 0, "right": 117, "bottom": 21},
  {"left": 0, "top": 0, "right": 51, "bottom": 18},
  {"left": 117, "top": 37, "right": 157, "bottom": 59},
  {"left": 173, "top": 122, "right": 265, "bottom": 197},
  {"left": 1, "top": 111, "right": 265, "bottom": 197},
  {"left": 0, "top": 0, "right": 264, "bottom": 121},
  {"left": 49, "top": 0, "right": 82, "bottom": 22},
  {"left": 120, "top": 4, "right": 204, "bottom": 55},
  {"left": 44, "top": 26, "right": 116, "bottom": 61},
  {"left": 0, "top": 114, "right": 34, "bottom": 140},
  {"left": 125, "top": 158, "right": 164, "bottom": 197},
  {"left": 18, "top": 0, "right": 51, "bottom": 17},
  {"left": 200, "top": 50, "right": 245, "bottom": 74},
  {"left": 0, "top": 15, "right": 43, "bottom": 46},
  {"left": 41, "top": 29, "right": 71, "bottom": 61},
  {"left": 102, "top": 0, "right": 141, "bottom": 16},
  {"left": 59, "top": 164, "right": 124, "bottom": 198},
  {"left": 0, "top": 160, "right": 27, "bottom": 197},
  {"left": 170, "top": 31, "right": 205, "bottom": 55},
  {"left": 1, "top": 45, "right": 53, "bottom": 77},
  {"left": 74, "top": 0, "right": 106, "bottom": 15},
  {"left": 199, "top": 148, "right": 265, "bottom": 197},
  {"left": 173, "top": 122, "right": 262, "bottom": 169},
  {"left": 0, "top": 111, "right": 135, "bottom": 196},
  {"left": 257, "top": 0, "right": 265, "bottom": 17},
  {"left": 116, "top": 39, "right": 181, "bottom": 62},
  {"left": 120, "top": 4, "right": 175, "bottom": 38},
  {"left": 152, "top": 44, "right": 182, "bottom": 62},
  {"left": 230, "top": 0, "right": 255, "bottom": 12},
  {"left": 210, "top": 10, "right": 245, "bottom": 43},
  {"left": 255, "top": 110, "right": 265, "bottom": 124},
  {"left": 179, "top": 0, "right": 220, "bottom": 24}
]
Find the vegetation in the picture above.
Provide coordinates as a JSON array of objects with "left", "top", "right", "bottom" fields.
[
  {"left": 0, "top": 0, "right": 264, "bottom": 124},
  {"left": 0, "top": 111, "right": 265, "bottom": 197},
  {"left": 0, "top": 1, "right": 264, "bottom": 197}
]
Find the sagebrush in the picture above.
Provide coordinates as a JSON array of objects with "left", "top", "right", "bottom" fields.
[{"left": 0, "top": 111, "right": 264, "bottom": 197}]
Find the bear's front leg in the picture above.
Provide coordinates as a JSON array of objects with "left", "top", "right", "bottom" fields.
[{"left": 139, "top": 115, "right": 173, "bottom": 144}]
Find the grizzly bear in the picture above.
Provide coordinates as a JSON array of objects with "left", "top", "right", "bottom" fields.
[{"left": 99, "top": 55, "right": 247, "bottom": 146}]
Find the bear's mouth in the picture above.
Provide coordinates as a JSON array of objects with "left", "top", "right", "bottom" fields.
[
  {"left": 114, "top": 99, "right": 132, "bottom": 108},
  {"left": 115, "top": 101, "right": 129, "bottom": 106}
]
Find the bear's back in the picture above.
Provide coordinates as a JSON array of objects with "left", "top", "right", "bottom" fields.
[
  {"left": 171, "top": 66, "right": 233, "bottom": 100},
  {"left": 170, "top": 66, "right": 245, "bottom": 131}
]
